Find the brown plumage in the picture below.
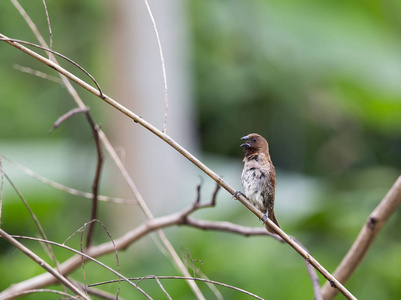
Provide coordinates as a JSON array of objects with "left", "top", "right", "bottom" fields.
[{"left": 240, "top": 133, "right": 280, "bottom": 233}]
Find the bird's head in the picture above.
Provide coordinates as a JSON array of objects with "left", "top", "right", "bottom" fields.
[{"left": 240, "top": 133, "right": 269, "bottom": 154}]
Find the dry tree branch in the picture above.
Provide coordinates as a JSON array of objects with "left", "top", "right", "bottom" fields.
[
  {"left": 0, "top": 154, "right": 133, "bottom": 204},
  {"left": 0, "top": 289, "right": 82, "bottom": 300},
  {"left": 321, "top": 176, "right": 401, "bottom": 300},
  {"left": 41, "top": 0, "right": 52, "bottom": 54},
  {"left": 83, "top": 112, "right": 104, "bottom": 248},
  {"left": 0, "top": 37, "right": 103, "bottom": 97},
  {"left": 4, "top": 234, "right": 152, "bottom": 299},
  {"left": 49, "top": 107, "right": 89, "bottom": 132},
  {"left": 0, "top": 229, "right": 90, "bottom": 300},
  {"left": 49, "top": 106, "right": 105, "bottom": 248},
  {"left": 0, "top": 33, "right": 356, "bottom": 300}
]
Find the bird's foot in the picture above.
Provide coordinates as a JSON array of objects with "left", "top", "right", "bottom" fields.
[
  {"left": 260, "top": 213, "right": 269, "bottom": 224},
  {"left": 233, "top": 191, "right": 245, "bottom": 200}
]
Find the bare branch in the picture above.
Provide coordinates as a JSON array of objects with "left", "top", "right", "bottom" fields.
[
  {"left": 5, "top": 234, "right": 151, "bottom": 299},
  {"left": 4, "top": 173, "right": 59, "bottom": 266},
  {"left": 136, "top": 275, "right": 172, "bottom": 300},
  {"left": 0, "top": 229, "right": 90, "bottom": 300},
  {"left": 0, "top": 289, "right": 82, "bottom": 300},
  {"left": 143, "top": 0, "right": 169, "bottom": 133},
  {"left": 77, "top": 283, "right": 121, "bottom": 300},
  {"left": 13, "top": 64, "right": 63, "bottom": 83},
  {"left": 83, "top": 112, "right": 104, "bottom": 248},
  {"left": 41, "top": 0, "right": 52, "bottom": 55},
  {"left": 182, "top": 217, "right": 283, "bottom": 241},
  {"left": 0, "top": 36, "right": 103, "bottom": 97},
  {"left": 0, "top": 154, "right": 134, "bottom": 204},
  {"left": 321, "top": 176, "right": 401, "bottom": 299},
  {"left": 49, "top": 107, "right": 89, "bottom": 132}
]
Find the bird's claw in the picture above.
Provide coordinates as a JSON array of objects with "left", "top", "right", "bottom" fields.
[
  {"left": 233, "top": 191, "right": 245, "bottom": 200},
  {"left": 260, "top": 213, "right": 269, "bottom": 224}
]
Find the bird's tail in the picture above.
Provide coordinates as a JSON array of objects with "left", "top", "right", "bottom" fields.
[{"left": 264, "top": 211, "right": 280, "bottom": 234}]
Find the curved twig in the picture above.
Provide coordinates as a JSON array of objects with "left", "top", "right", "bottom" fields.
[
  {"left": 91, "top": 275, "right": 264, "bottom": 300},
  {"left": 0, "top": 36, "right": 103, "bottom": 97},
  {"left": 0, "top": 289, "right": 81, "bottom": 300},
  {"left": 0, "top": 229, "right": 90, "bottom": 300},
  {"left": 3, "top": 233, "right": 151, "bottom": 299}
]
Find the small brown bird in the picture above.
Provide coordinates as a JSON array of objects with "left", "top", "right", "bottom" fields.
[{"left": 240, "top": 133, "right": 280, "bottom": 233}]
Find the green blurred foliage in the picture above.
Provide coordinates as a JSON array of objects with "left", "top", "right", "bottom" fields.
[
  {"left": 190, "top": 0, "right": 401, "bottom": 174},
  {"left": 1, "top": 0, "right": 401, "bottom": 299}
]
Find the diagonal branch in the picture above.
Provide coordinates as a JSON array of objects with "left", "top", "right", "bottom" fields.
[
  {"left": 321, "top": 176, "right": 401, "bottom": 299},
  {"left": 0, "top": 229, "right": 90, "bottom": 300},
  {"left": 0, "top": 154, "right": 134, "bottom": 204}
]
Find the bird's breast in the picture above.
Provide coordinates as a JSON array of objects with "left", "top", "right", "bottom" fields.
[{"left": 241, "top": 164, "right": 270, "bottom": 213}]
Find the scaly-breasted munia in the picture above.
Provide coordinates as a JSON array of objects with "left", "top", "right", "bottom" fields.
[{"left": 240, "top": 133, "right": 280, "bottom": 233}]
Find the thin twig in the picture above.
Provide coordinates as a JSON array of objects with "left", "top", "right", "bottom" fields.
[
  {"left": 0, "top": 229, "right": 90, "bottom": 300},
  {"left": 0, "top": 289, "right": 82, "bottom": 300},
  {"left": 185, "top": 248, "right": 203, "bottom": 278},
  {"left": 49, "top": 106, "right": 105, "bottom": 248},
  {"left": 4, "top": 173, "right": 61, "bottom": 271},
  {"left": 136, "top": 275, "right": 172, "bottom": 300},
  {"left": 13, "top": 64, "right": 63, "bottom": 83},
  {"left": 144, "top": 0, "right": 169, "bottom": 133},
  {"left": 77, "top": 283, "right": 122, "bottom": 300},
  {"left": 0, "top": 36, "right": 103, "bottom": 97},
  {"left": 8, "top": 234, "right": 151, "bottom": 299},
  {"left": 0, "top": 154, "right": 133, "bottom": 204},
  {"left": 91, "top": 275, "right": 264, "bottom": 300},
  {"left": 49, "top": 107, "right": 89, "bottom": 132},
  {"left": 321, "top": 176, "right": 401, "bottom": 300},
  {"left": 183, "top": 217, "right": 283, "bottom": 241},
  {"left": 41, "top": 0, "right": 52, "bottom": 55},
  {"left": 64, "top": 219, "right": 121, "bottom": 299},
  {"left": 83, "top": 112, "right": 104, "bottom": 249},
  {"left": 0, "top": 34, "right": 356, "bottom": 299}
]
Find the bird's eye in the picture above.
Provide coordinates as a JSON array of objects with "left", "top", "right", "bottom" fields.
[{"left": 252, "top": 138, "right": 257, "bottom": 143}]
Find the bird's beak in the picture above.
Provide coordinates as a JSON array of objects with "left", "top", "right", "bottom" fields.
[{"left": 240, "top": 135, "right": 251, "bottom": 148}]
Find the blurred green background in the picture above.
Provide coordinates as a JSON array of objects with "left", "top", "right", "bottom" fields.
[{"left": 1, "top": 0, "right": 401, "bottom": 299}]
